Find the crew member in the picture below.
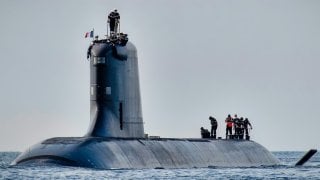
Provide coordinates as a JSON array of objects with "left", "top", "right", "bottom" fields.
[
  {"left": 200, "top": 127, "right": 210, "bottom": 138},
  {"left": 239, "top": 117, "right": 244, "bottom": 139},
  {"left": 243, "top": 118, "right": 252, "bottom": 139},
  {"left": 225, "top": 114, "right": 233, "bottom": 139},
  {"left": 108, "top": 9, "right": 120, "bottom": 34},
  {"left": 209, "top": 116, "right": 218, "bottom": 139},
  {"left": 87, "top": 43, "right": 93, "bottom": 59},
  {"left": 233, "top": 114, "right": 240, "bottom": 139}
]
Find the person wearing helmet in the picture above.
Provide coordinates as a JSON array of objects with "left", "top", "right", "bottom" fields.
[
  {"left": 108, "top": 9, "right": 120, "bottom": 34},
  {"left": 209, "top": 116, "right": 218, "bottom": 139}
]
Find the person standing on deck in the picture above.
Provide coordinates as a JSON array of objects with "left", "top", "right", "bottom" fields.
[
  {"left": 209, "top": 116, "right": 218, "bottom": 139},
  {"left": 225, "top": 114, "right": 233, "bottom": 139},
  {"left": 243, "top": 118, "right": 253, "bottom": 138}
]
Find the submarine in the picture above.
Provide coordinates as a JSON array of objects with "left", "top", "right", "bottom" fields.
[{"left": 11, "top": 11, "right": 280, "bottom": 169}]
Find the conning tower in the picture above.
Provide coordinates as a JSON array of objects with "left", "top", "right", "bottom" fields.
[{"left": 86, "top": 14, "right": 144, "bottom": 138}]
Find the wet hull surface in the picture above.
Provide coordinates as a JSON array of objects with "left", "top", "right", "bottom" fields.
[{"left": 12, "top": 137, "right": 280, "bottom": 169}]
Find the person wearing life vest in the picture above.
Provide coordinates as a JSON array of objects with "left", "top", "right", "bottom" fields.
[
  {"left": 243, "top": 118, "right": 252, "bottom": 138},
  {"left": 225, "top": 114, "right": 233, "bottom": 139},
  {"left": 209, "top": 116, "right": 218, "bottom": 139}
]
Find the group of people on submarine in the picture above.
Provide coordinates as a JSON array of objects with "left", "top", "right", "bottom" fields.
[
  {"left": 107, "top": 10, "right": 254, "bottom": 142},
  {"left": 201, "top": 114, "right": 253, "bottom": 140}
]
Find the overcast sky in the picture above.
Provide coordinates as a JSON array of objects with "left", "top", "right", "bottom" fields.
[{"left": 0, "top": 0, "right": 319, "bottom": 151}]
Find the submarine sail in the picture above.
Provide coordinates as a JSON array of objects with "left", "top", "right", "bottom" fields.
[{"left": 86, "top": 41, "right": 144, "bottom": 138}]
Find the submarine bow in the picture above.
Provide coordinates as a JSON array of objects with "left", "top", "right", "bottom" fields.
[{"left": 12, "top": 11, "right": 280, "bottom": 169}]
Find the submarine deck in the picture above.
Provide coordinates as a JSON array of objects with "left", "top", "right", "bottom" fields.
[
  {"left": 13, "top": 137, "right": 280, "bottom": 169},
  {"left": 41, "top": 137, "right": 231, "bottom": 144}
]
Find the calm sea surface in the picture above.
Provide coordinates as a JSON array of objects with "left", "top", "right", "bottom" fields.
[{"left": 0, "top": 151, "right": 319, "bottom": 179}]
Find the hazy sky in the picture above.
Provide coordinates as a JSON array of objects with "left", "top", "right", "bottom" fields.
[{"left": 0, "top": 0, "right": 319, "bottom": 151}]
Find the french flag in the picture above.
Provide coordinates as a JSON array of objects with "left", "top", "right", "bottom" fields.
[{"left": 85, "top": 30, "right": 94, "bottom": 38}]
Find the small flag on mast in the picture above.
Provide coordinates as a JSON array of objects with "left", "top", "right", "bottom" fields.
[{"left": 85, "top": 30, "right": 94, "bottom": 38}]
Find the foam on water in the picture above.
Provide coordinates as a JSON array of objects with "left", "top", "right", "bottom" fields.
[{"left": 1, "top": 151, "right": 319, "bottom": 179}]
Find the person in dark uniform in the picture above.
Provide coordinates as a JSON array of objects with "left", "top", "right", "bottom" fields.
[
  {"left": 238, "top": 117, "right": 245, "bottom": 139},
  {"left": 87, "top": 43, "right": 93, "bottom": 59},
  {"left": 108, "top": 9, "right": 120, "bottom": 34},
  {"left": 209, "top": 116, "right": 218, "bottom": 139},
  {"left": 243, "top": 118, "right": 252, "bottom": 139},
  {"left": 233, "top": 114, "right": 240, "bottom": 139},
  {"left": 200, "top": 127, "right": 210, "bottom": 138},
  {"left": 225, "top": 114, "right": 233, "bottom": 139}
]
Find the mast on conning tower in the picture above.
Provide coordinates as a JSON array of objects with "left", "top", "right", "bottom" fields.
[
  {"left": 107, "top": 9, "right": 120, "bottom": 36},
  {"left": 105, "top": 9, "right": 128, "bottom": 46}
]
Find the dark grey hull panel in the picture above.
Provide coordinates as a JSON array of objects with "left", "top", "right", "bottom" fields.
[{"left": 12, "top": 137, "right": 280, "bottom": 169}]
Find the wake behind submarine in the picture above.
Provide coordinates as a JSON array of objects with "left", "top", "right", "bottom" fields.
[{"left": 11, "top": 10, "right": 280, "bottom": 169}]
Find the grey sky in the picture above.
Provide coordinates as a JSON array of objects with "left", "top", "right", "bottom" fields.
[{"left": 0, "top": 0, "right": 319, "bottom": 151}]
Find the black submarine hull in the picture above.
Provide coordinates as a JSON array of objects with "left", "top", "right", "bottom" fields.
[{"left": 12, "top": 137, "right": 279, "bottom": 169}]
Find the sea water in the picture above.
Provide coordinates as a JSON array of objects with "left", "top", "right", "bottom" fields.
[{"left": 0, "top": 151, "right": 319, "bottom": 179}]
